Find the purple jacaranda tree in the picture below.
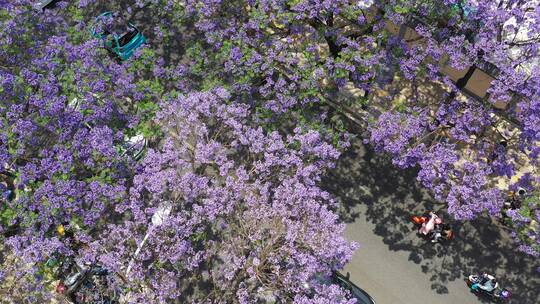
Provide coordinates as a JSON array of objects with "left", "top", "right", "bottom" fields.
[
  {"left": 1, "top": 1, "right": 358, "bottom": 302},
  {"left": 0, "top": 1, "right": 168, "bottom": 300},
  {"left": 2, "top": 0, "right": 540, "bottom": 301},
  {"left": 365, "top": 0, "right": 540, "bottom": 255},
  {"left": 87, "top": 89, "right": 357, "bottom": 302},
  {"left": 176, "top": 0, "right": 539, "bottom": 256}
]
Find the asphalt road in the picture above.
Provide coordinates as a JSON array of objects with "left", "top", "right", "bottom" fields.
[
  {"left": 323, "top": 137, "right": 540, "bottom": 304},
  {"left": 343, "top": 205, "right": 480, "bottom": 304}
]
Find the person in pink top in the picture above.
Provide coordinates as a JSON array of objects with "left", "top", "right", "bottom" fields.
[{"left": 418, "top": 211, "right": 442, "bottom": 235}]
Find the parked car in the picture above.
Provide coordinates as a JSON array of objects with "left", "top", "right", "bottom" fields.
[
  {"left": 36, "top": 0, "right": 61, "bottom": 10},
  {"left": 91, "top": 12, "right": 146, "bottom": 61},
  {"left": 332, "top": 272, "right": 376, "bottom": 304},
  {"left": 303, "top": 271, "right": 376, "bottom": 304},
  {"left": 119, "top": 134, "right": 147, "bottom": 161},
  {"left": 50, "top": 253, "right": 125, "bottom": 304}
]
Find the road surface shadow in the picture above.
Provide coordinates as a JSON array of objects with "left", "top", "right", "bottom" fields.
[{"left": 323, "top": 129, "right": 540, "bottom": 304}]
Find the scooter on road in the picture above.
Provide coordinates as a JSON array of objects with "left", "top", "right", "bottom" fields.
[{"left": 467, "top": 273, "right": 511, "bottom": 302}]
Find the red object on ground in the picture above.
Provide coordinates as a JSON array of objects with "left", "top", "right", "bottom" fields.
[{"left": 412, "top": 215, "right": 427, "bottom": 225}]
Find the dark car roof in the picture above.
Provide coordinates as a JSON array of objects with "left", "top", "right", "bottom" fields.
[
  {"left": 333, "top": 272, "right": 376, "bottom": 304},
  {"left": 36, "top": 0, "right": 59, "bottom": 10}
]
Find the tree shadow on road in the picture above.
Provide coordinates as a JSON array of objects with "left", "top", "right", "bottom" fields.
[{"left": 323, "top": 133, "right": 540, "bottom": 304}]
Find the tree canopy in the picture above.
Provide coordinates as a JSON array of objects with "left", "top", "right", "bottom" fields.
[{"left": 1, "top": 0, "right": 539, "bottom": 302}]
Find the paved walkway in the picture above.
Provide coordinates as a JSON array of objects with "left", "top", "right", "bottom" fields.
[{"left": 323, "top": 137, "right": 540, "bottom": 304}]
